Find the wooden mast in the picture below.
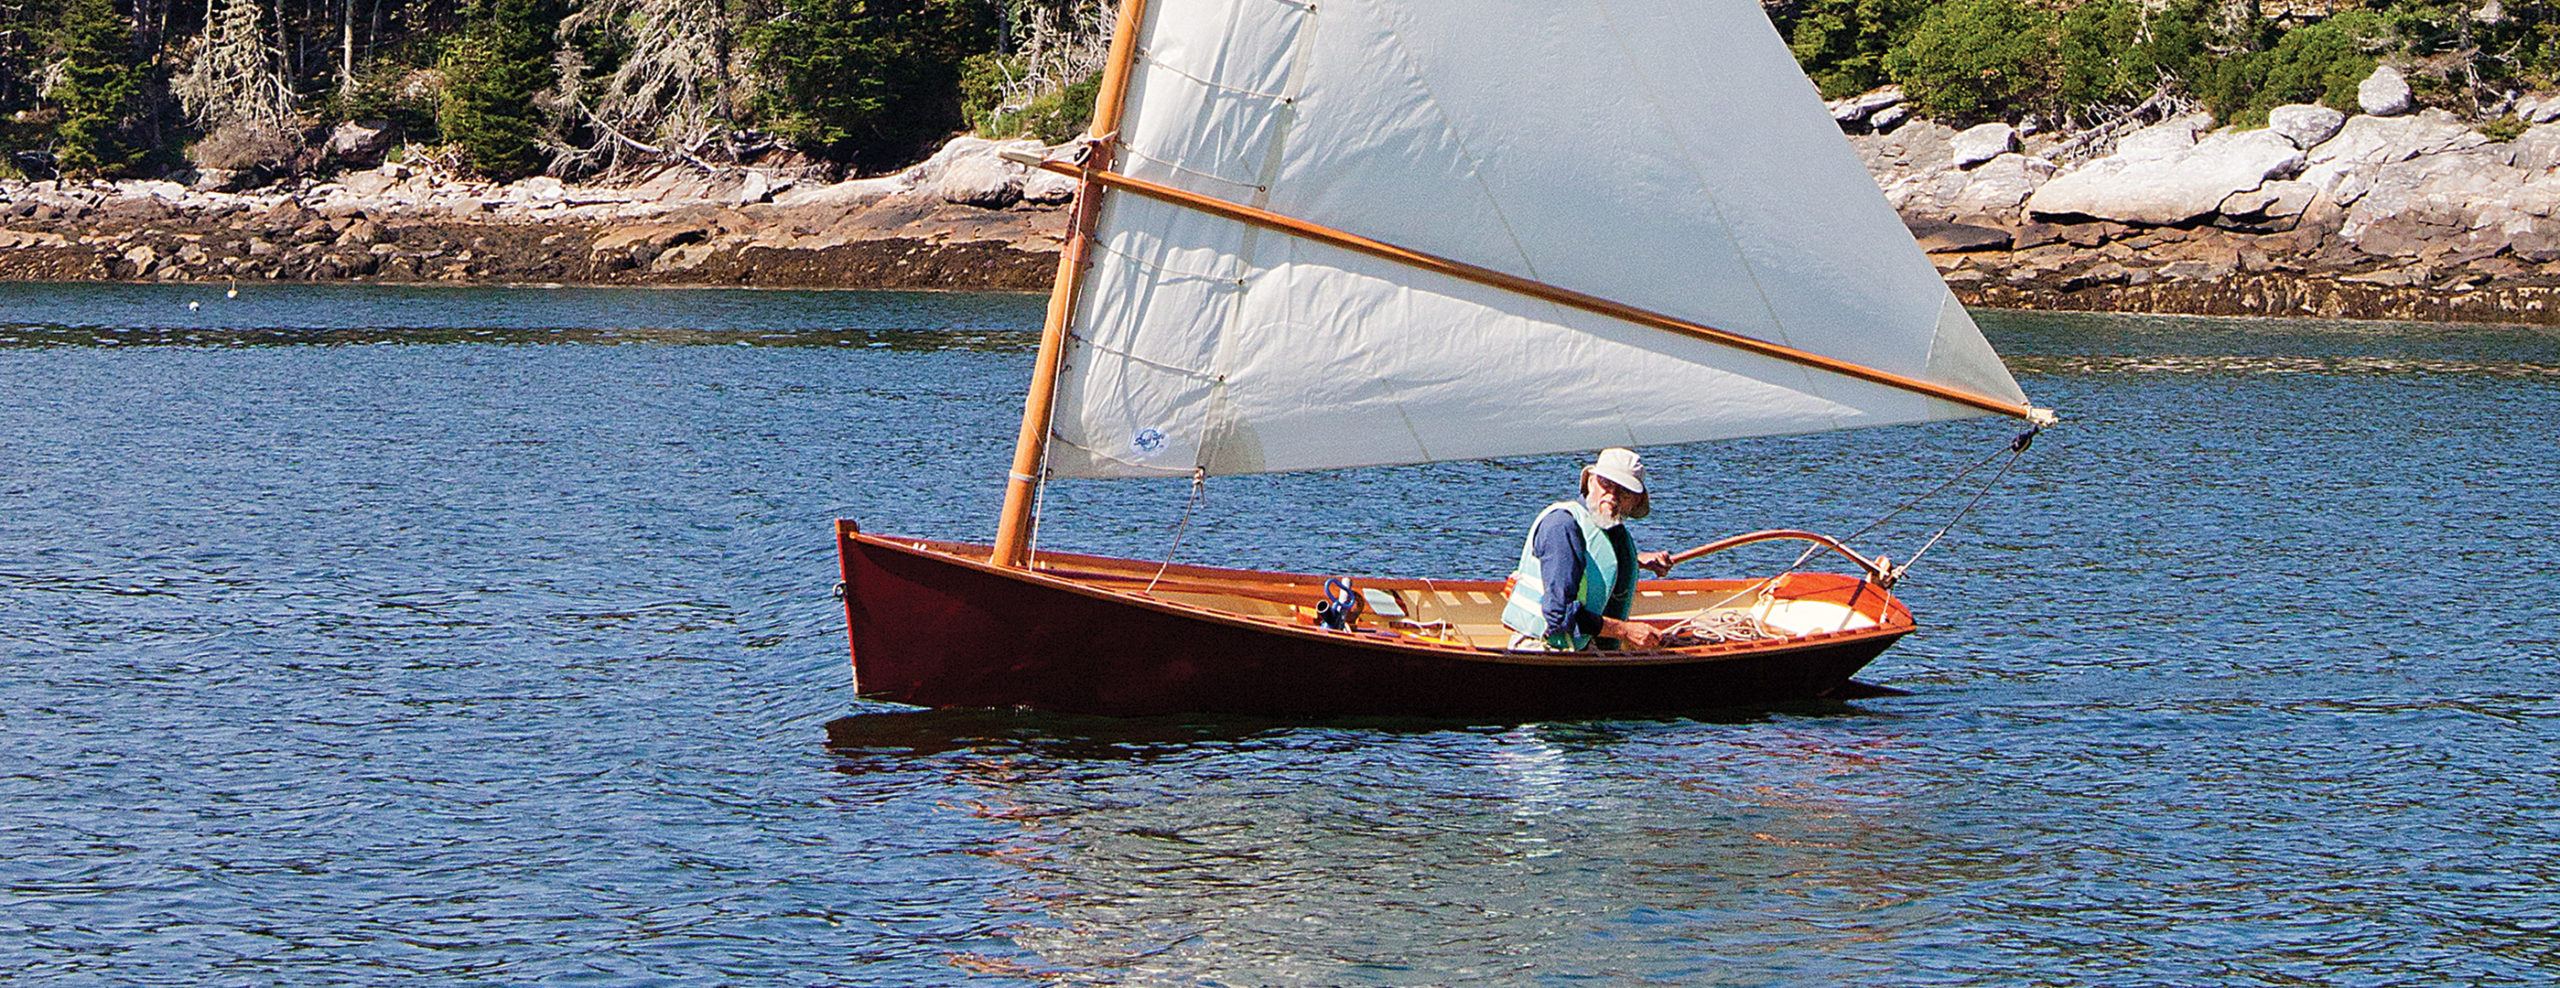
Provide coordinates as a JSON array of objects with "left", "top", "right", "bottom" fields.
[
  {"left": 1009, "top": 159, "right": 2050, "bottom": 423},
  {"left": 990, "top": 0, "right": 1156, "bottom": 569}
]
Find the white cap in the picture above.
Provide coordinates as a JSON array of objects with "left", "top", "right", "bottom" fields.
[{"left": 1583, "top": 447, "right": 1646, "bottom": 494}]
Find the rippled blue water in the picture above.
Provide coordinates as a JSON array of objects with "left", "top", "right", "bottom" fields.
[{"left": 2, "top": 282, "right": 2553, "bottom": 985}]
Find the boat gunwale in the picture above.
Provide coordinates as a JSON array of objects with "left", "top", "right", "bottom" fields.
[{"left": 841, "top": 523, "right": 1914, "bottom": 669}]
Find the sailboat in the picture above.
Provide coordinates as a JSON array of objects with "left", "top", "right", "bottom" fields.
[{"left": 834, "top": 0, "right": 2052, "bottom": 718}]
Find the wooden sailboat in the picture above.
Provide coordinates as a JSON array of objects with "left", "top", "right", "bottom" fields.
[{"left": 836, "top": 0, "right": 2051, "bottom": 718}]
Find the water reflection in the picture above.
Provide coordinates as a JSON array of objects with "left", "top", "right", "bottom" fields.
[{"left": 822, "top": 711, "right": 1960, "bottom": 985}]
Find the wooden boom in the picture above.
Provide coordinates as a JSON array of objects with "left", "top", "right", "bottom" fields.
[{"left": 1006, "top": 155, "right": 2050, "bottom": 424}]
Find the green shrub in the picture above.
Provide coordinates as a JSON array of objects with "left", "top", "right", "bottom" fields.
[
  {"left": 978, "top": 70, "right": 1097, "bottom": 144},
  {"left": 2256, "top": 10, "right": 2385, "bottom": 116},
  {"left": 2190, "top": 9, "right": 2386, "bottom": 128},
  {"left": 959, "top": 52, "right": 1021, "bottom": 134},
  {"left": 1785, "top": 0, "right": 1927, "bottom": 100},
  {"left": 1884, "top": 0, "right": 2058, "bottom": 122}
]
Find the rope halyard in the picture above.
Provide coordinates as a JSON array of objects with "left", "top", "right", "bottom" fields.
[{"left": 1143, "top": 466, "right": 1210, "bottom": 595}]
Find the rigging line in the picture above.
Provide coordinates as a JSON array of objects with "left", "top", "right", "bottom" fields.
[
  {"left": 1839, "top": 436, "right": 2025, "bottom": 547},
  {"left": 1896, "top": 435, "right": 2033, "bottom": 576},
  {"left": 1117, "top": 145, "right": 1268, "bottom": 194},
  {"left": 1067, "top": 332, "right": 1228, "bottom": 380},
  {"left": 1086, "top": 232, "right": 1252, "bottom": 286},
  {"left": 1144, "top": 467, "right": 1210, "bottom": 595},
  {"left": 1133, "top": 48, "right": 1300, "bottom": 104}
]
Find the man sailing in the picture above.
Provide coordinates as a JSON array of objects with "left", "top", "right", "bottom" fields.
[{"left": 1501, "top": 448, "right": 1675, "bottom": 651}]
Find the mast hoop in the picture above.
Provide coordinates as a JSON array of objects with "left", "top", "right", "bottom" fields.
[{"left": 1027, "top": 158, "right": 2042, "bottom": 422}]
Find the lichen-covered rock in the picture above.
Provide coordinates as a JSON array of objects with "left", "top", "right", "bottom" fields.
[
  {"left": 1828, "top": 86, "right": 1905, "bottom": 130},
  {"left": 1943, "top": 152, "right": 2054, "bottom": 221},
  {"left": 326, "top": 120, "right": 398, "bottom": 166},
  {"left": 2266, "top": 104, "right": 2347, "bottom": 150},
  {"left": 2113, "top": 114, "right": 2209, "bottom": 161},
  {"left": 1021, "top": 168, "right": 1078, "bottom": 204},
  {"left": 2027, "top": 129, "right": 2302, "bottom": 226},
  {"left": 2307, "top": 110, "right": 2489, "bottom": 168},
  {"left": 1950, "top": 123, "right": 2018, "bottom": 169},
  {"left": 2359, "top": 65, "right": 2413, "bottom": 117}
]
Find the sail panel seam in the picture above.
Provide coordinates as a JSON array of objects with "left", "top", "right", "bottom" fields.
[{"left": 1584, "top": 0, "right": 1839, "bottom": 434}]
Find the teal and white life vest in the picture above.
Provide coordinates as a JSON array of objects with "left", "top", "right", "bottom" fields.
[{"left": 1500, "top": 500, "right": 1635, "bottom": 649}]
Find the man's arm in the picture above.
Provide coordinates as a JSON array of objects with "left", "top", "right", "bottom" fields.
[{"left": 1533, "top": 511, "right": 1603, "bottom": 643}]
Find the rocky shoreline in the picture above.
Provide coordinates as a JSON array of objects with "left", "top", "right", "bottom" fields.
[
  {"left": 10, "top": 76, "right": 2560, "bottom": 327},
  {"left": 0, "top": 137, "right": 1071, "bottom": 292}
]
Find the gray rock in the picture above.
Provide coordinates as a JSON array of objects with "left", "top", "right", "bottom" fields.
[
  {"left": 2304, "top": 109, "right": 2489, "bottom": 173},
  {"left": 2359, "top": 65, "right": 2413, "bottom": 117},
  {"left": 2512, "top": 123, "right": 2560, "bottom": 172},
  {"left": 931, "top": 141, "right": 1046, "bottom": 208},
  {"left": 2339, "top": 150, "right": 2522, "bottom": 259},
  {"left": 1867, "top": 104, "right": 1909, "bottom": 133},
  {"left": 902, "top": 136, "right": 1000, "bottom": 189},
  {"left": 1828, "top": 86, "right": 1905, "bottom": 128},
  {"left": 2026, "top": 129, "right": 2303, "bottom": 226},
  {"left": 2220, "top": 179, "right": 2316, "bottom": 219},
  {"left": 341, "top": 167, "right": 402, "bottom": 198},
  {"left": 1021, "top": 168, "right": 1078, "bottom": 204},
  {"left": 2113, "top": 114, "right": 2208, "bottom": 161},
  {"left": 327, "top": 120, "right": 398, "bottom": 166},
  {"left": 1944, "top": 152, "right": 2055, "bottom": 221},
  {"left": 2266, "top": 104, "right": 2347, "bottom": 149},
  {"left": 2526, "top": 93, "right": 2560, "bottom": 125},
  {"left": 1949, "top": 123, "right": 2019, "bottom": 169},
  {"left": 509, "top": 175, "right": 566, "bottom": 202}
]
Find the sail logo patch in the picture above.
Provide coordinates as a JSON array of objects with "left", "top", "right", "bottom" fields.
[{"left": 1130, "top": 428, "right": 1168, "bottom": 457}]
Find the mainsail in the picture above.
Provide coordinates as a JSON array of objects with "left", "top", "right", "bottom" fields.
[{"left": 1039, "top": 0, "right": 2032, "bottom": 479}]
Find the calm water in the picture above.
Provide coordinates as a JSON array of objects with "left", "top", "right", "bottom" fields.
[{"left": 2, "top": 282, "right": 2553, "bottom": 985}]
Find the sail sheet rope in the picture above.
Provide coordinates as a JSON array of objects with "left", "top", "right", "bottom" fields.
[{"left": 1654, "top": 428, "right": 2039, "bottom": 634}]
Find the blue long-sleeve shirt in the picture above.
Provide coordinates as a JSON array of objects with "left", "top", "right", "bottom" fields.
[{"left": 1531, "top": 509, "right": 1636, "bottom": 642}]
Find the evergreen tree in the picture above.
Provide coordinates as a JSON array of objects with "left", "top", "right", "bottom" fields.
[
  {"left": 746, "top": 0, "right": 995, "bottom": 166},
  {"left": 440, "top": 0, "right": 558, "bottom": 177},
  {"left": 47, "top": 0, "right": 140, "bottom": 175}
]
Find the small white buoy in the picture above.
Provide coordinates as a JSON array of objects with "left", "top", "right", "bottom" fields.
[
  {"left": 187, "top": 301, "right": 201, "bottom": 311},
  {"left": 226, "top": 285, "right": 239, "bottom": 299}
]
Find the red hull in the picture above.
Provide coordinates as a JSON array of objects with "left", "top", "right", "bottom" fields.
[{"left": 834, "top": 521, "right": 1914, "bottom": 719}]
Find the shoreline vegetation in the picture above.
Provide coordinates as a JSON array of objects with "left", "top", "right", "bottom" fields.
[{"left": 6, "top": 1, "right": 2560, "bottom": 324}]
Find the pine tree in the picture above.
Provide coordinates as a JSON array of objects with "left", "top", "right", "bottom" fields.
[
  {"left": 47, "top": 0, "right": 139, "bottom": 175},
  {"left": 439, "top": 0, "right": 558, "bottom": 178},
  {"left": 746, "top": 0, "right": 995, "bottom": 166}
]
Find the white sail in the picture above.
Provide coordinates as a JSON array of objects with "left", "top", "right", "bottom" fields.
[{"left": 1045, "top": 0, "right": 2030, "bottom": 479}]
